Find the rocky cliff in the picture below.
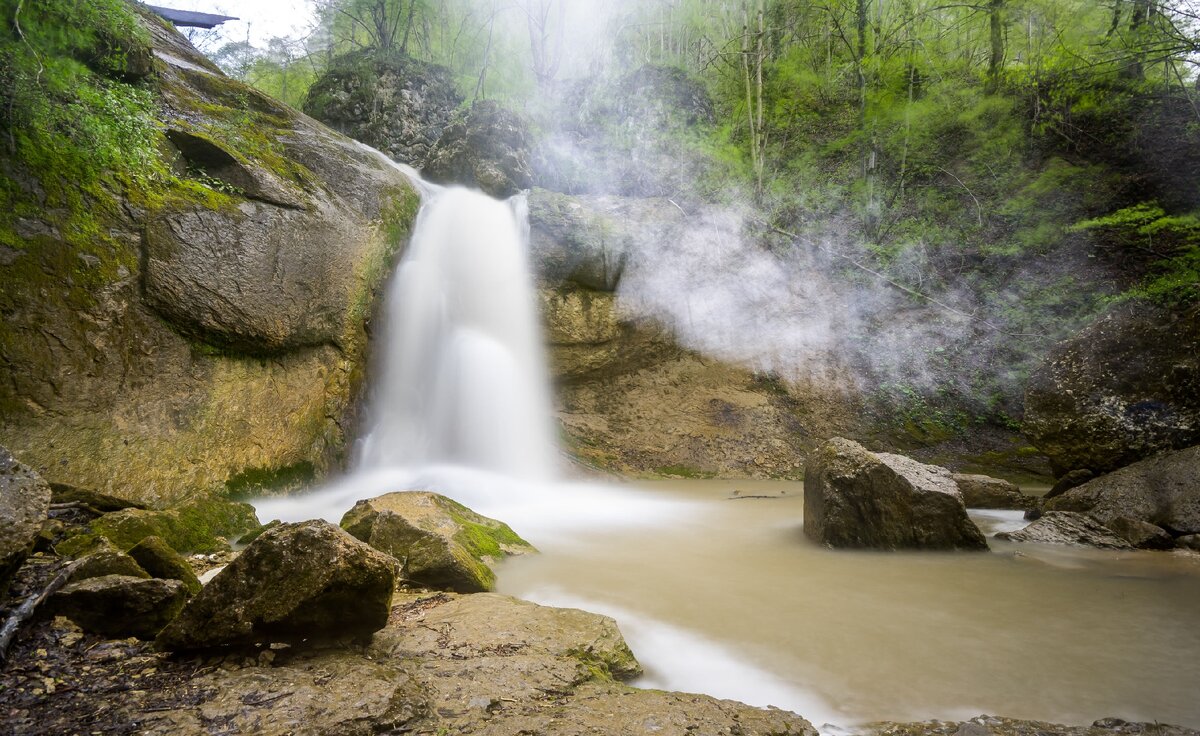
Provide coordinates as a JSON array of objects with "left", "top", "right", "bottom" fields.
[{"left": 0, "top": 5, "right": 419, "bottom": 504}]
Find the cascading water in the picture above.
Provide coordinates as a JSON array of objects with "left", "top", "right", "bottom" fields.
[{"left": 355, "top": 186, "right": 555, "bottom": 479}]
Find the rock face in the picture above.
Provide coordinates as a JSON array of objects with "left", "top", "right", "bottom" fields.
[
  {"left": 303, "top": 50, "right": 462, "bottom": 166},
  {"left": 46, "top": 575, "right": 188, "bottom": 639},
  {"left": 1044, "top": 445, "right": 1200, "bottom": 536},
  {"left": 0, "top": 9, "right": 420, "bottom": 505},
  {"left": 952, "top": 473, "right": 1038, "bottom": 510},
  {"left": 156, "top": 520, "right": 396, "bottom": 650},
  {"left": 1024, "top": 301, "right": 1200, "bottom": 476},
  {"left": 994, "top": 511, "right": 1133, "bottom": 549},
  {"left": 341, "top": 492, "right": 535, "bottom": 593},
  {"left": 804, "top": 438, "right": 988, "bottom": 551},
  {"left": 0, "top": 446, "right": 51, "bottom": 595},
  {"left": 422, "top": 100, "right": 534, "bottom": 197}
]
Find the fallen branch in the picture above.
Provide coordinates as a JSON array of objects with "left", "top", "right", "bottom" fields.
[
  {"left": 48, "top": 501, "right": 104, "bottom": 517},
  {"left": 727, "top": 494, "right": 784, "bottom": 500},
  {"left": 0, "top": 559, "right": 84, "bottom": 662}
]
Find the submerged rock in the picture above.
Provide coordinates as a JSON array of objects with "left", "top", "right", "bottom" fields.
[
  {"left": 1023, "top": 301, "right": 1200, "bottom": 476},
  {"left": 867, "top": 715, "right": 1198, "bottom": 736},
  {"left": 995, "top": 511, "right": 1133, "bottom": 549},
  {"left": 341, "top": 492, "right": 535, "bottom": 593},
  {"left": 1044, "top": 445, "right": 1200, "bottom": 536},
  {"left": 46, "top": 575, "right": 188, "bottom": 640},
  {"left": 803, "top": 438, "right": 988, "bottom": 551},
  {"left": 128, "top": 535, "right": 203, "bottom": 595},
  {"left": 1, "top": 446, "right": 51, "bottom": 596},
  {"left": 422, "top": 100, "right": 534, "bottom": 197},
  {"left": 952, "top": 473, "right": 1038, "bottom": 510},
  {"left": 156, "top": 520, "right": 396, "bottom": 650}
]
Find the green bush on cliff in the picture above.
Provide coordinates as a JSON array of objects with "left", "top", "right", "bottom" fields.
[{"left": 0, "top": 0, "right": 163, "bottom": 187}]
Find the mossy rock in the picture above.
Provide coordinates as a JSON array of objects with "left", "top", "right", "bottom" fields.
[
  {"left": 50, "top": 483, "right": 147, "bottom": 512},
  {"left": 128, "top": 535, "right": 202, "bottom": 595},
  {"left": 341, "top": 492, "right": 536, "bottom": 593},
  {"left": 68, "top": 548, "right": 150, "bottom": 583},
  {"left": 90, "top": 496, "right": 259, "bottom": 554}
]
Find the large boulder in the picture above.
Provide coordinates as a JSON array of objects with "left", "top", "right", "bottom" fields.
[
  {"left": 1024, "top": 302, "right": 1200, "bottom": 476},
  {"left": 422, "top": 100, "right": 534, "bottom": 197},
  {"left": 156, "top": 520, "right": 396, "bottom": 650},
  {"left": 952, "top": 473, "right": 1038, "bottom": 511},
  {"left": 56, "top": 496, "right": 260, "bottom": 556},
  {"left": 803, "top": 438, "right": 988, "bottom": 550},
  {"left": 1, "top": 446, "right": 51, "bottom": 596},
  {"left": 0, "top": 7, "right": 420, "bottom": 506},
  {"left": 303, "top": 50, "right": 462, "bottom": 166},
  {"left": 341, "top": 492, "right": 535, "bottom": 593},
  {"left": 46, "top": 575, "right": 188, "bottom": 639},
  {"left": 1044, "top": 445, "right": 1200, "bottom": 536},
  {"left": 994, "top": 511, "right": 1133, "bottom": 549}
]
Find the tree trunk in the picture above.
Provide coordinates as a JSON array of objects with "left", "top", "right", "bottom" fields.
[{"left": 986, "top": 0, "right": 1005, "bottom": 93}]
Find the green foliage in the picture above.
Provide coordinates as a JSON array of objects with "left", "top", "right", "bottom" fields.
[
  {"left": 1074, "top": 203, "right": 1200, "bottom": 306},
  {"left": 0, "top": 0, "right": 165, "bottom": 188}
]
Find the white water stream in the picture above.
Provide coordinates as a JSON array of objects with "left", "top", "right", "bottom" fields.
[{"left": 254, "top": 172, "right": 1200, "bottom": 731}]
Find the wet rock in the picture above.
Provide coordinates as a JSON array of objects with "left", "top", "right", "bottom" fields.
[
  {"left": 803, "top": 438, "right": 988, "bottom": 551},
  {"left": 45, "top": 575, "right": 188, "bottom": 639},
  {"left": 422, "top": 100, "right": 534, "bottom": 197},
  {"left": 371, "top": 593, "right": 642, "bottom": 681},
  {"left": 994, "top": 511, "right": 1133, "bottom": 549},
  {"left": 0, "top": 13, "right": 421, "bottom": 507},
  {"left": 1024, "top": 301, "right": 1200, "bottom": 476},
  {"left": 1, "top": 446, "right": 52, "bottom": 596},
  {"left": 303, "top": 50, "right": 462, "bottom": 166},
  {"left": 128, "top": 536, "right": 202, "bottom": 595},
  {"left": 1044, "top": 445, "right": 1200, "bottom": 535},
  {"left": 341, "top": 492, "right": 535, "bottom": 593},
  {"left": 69, "top": 548, "right": 150, "bottom": 582},
  {"left": 156, "top": 520, "right": 396, "bottom": 650},
  {"left": 1044, "top": 469, "right": 1095, "bottom": 500},
  {"left": 952, "top": 473, "right": 1038, "bottom": 510},
  {"left": 1104, "top": 516, "right": 1175, "bottom": 550},
  {"left": 1176, "top": 534, "right": 1200, "bottom": 551}
]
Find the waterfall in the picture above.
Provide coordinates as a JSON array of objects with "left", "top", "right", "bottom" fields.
[{"left": 356, "top": 184, "right": 556, "bottom": 480}]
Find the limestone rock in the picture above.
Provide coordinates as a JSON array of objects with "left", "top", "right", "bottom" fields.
[
  {"left": 88, "top": 496, "right": 260, "bottom": 554},
  {"left": 422, "top": 100, "right": 534, "bottom": 197},
  {"left": 952, "top": 473, "right": 1038, "bottom": 510},
  {"left": 803, "top": 439, "right": 988, "bottom": 551},
  {"left": 994, "top": 511, "right": 1133, "bottom": 549},
  {"left": 866, "top": 715, "right": 1199, "bottom": 736},
  {"left": 1, "top": 446, "right": 51, "bottom": 596},
  {"left": 1044, "top": 445, "right": 1200, "bottom": 535},
  {"left": 128, "top": 535, "right": 203, "bottom": 595},
  {"left": 303, "top": 50, "right": 462, "bottom": 166},
  {"left": 1104, "top": 516, "right": 1175, "bottom": 550},
  {"left": 0, "top": 12, "right": 421, "bottom": 506},
  {"left": 69, "top": 549, "right": 150, "bottom": 583},
  {"left": 1024, "top": 302, "right": 1200, "bottom": 476},
  {"left": 341, "top": 492, "right": 535, "bottom": 593},
  {"left": 46, "top": 575, "right": 188, "bottom": 639},
  {"left": 156, "top": 520, "right": 396, "bottom": 650},
  {"left": 1176, "top": 534, "right": 1200, "bottom": 551},
  {"left": 1045, "top": 469, "right": 1095, "bottom": 500},
  {"left": 371, "top": 593, "right": 641, "bottom": 681}
]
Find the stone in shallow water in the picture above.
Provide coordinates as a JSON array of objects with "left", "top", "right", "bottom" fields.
[
  {"left": 995, "top": 511, "right": 1133, "bottom": 549},
  {"left": 156, "top": 520, "right": 396, "bottom": 650},
  {"left": 341, "top": 491, "right": 535, "bottom": 593},
  {"left": 803, "top": 438, "right": 988, "bottom": 551},
  {"left": 952, "top": 473, "right": 1038, "bottom": 511}
]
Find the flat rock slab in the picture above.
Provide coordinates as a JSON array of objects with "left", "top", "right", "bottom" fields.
[
  {"left": 995, "top": 511, "right": 1133, "bottom": 549},
  {"left": 868, "top": 715, "right": 1198, "bottom": 736}
]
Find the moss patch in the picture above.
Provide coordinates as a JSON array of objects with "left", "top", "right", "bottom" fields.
[
  {"left": 224, "top": 461, "right": 316, "bottom": 500},
  {"left": 90, "top": 496, "right": 260, "bottom": 554}
]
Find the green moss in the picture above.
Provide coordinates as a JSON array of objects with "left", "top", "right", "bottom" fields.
[
  {"left": 653, "top": 465, "right": 717, "bottom": 479},
  {"left": 91, "top": 496, "right": 260, "bottom": 553},
  {"left": 224, "top": 461, "right": 316, "bottom": 499}
]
